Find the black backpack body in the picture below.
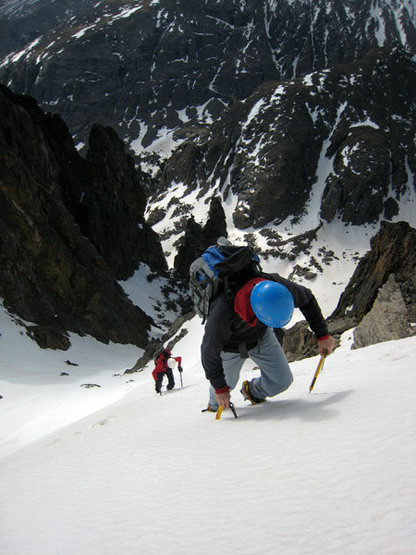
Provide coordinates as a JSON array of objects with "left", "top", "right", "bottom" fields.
[{"left": 189, "top": 240, "right": 262, "bottom": 323}]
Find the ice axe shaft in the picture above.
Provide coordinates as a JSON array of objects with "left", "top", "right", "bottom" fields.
[{"left": 309, "top": 351, "right": 327, "bottom": 393}]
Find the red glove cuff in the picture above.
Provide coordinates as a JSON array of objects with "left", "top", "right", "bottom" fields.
[
  {"left": 215, "top": 386, "right": 230, "bottom": 394},
  {"left": 318, "top": 334, "right": 330, "bottom": 341}
]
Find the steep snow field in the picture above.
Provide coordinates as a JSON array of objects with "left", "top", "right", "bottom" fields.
[{"left": 1, "top": 302, "right": 415, "bottom": 555}]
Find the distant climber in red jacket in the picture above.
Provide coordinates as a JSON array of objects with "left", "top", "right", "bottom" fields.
[{"left": 152, "top": 348, "right": 183, "bottom": 394}]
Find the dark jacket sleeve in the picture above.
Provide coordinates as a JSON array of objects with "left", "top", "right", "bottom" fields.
[
  {"left": 200, "top": 294, "right": 233, "bottom": 390},
  {"left": 267, "top": 273, "right": 328, "bottom": 338}
]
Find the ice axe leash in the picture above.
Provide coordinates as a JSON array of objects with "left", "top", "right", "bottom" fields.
[{"left": 309, "top": 350, "right": 327, "bottom": 393}]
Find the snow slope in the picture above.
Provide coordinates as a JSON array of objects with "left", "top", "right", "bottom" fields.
[{"left": 1, "top": 306, "right": 415, "bottom": 554}]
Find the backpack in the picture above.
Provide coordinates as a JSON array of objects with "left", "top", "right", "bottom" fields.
[
  {"left": 189, "top": 239, "right": 261, "bottom": 323},
  {"left": 154, "top": 348, "right": 170, "bottom": 364}
]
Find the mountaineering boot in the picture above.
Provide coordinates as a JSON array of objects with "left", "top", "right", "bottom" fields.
[{"left": 240, "top": 380, "right": 265, "bottom": 405}]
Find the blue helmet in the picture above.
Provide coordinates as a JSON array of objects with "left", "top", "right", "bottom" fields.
[{"left": 250, "top": 281, "right": 294, "bottom": 328}]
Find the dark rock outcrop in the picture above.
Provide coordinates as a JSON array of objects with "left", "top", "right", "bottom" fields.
[
  {"left": 172, "top": 217, "right": 204, "bottom": 282},
  {"left": 173, "top": 196, "right": 227, "bottom": 281},
  {"left": 330, "top": 221, "right": 416, "bottom": 324},
  {"left": 0, "top": 84, "right": 166, "bottom": 349},
  {"left": 282, "top": 221, "right": 416, "bottom": 360},
  {"left": 200, "top": 196, "right": 228, "bottom": 248},
  {"left": 352, "top": 274, "right": 415, "bottom": 348},
  {"left": 75, "top": 123, "right": 166, "bottom": 279},
  {"left": 321, "top": 127, "right": 391, "bottom": 225}
]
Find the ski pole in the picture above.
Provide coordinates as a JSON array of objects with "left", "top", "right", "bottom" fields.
[
  {"left": 309, "top": 351, "right": 327, "bottom": 393},
  {"left": 180, "top": 371, "right": 183, "bottom": 388}
]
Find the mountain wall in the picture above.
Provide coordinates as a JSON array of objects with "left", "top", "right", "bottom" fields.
[
  {"left": 0, "top": 0, "right": 414, "bottom": 166},
  {"left": 1, "top": 1, "right": 415, "bottom": 247},
  {"left": 0, "top": 0, "right": 97, "bottom": 57},
  {"left": 0, "top": 84, "right": 166, "bottom": 349},
  {"left": 1, "top": 0, "right": 416, "bottom": 355},
  {"left": 152, "top": 46, "right": 416, "bottom": 234}
]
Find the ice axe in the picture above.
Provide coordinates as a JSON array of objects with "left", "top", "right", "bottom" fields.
[
  {"left": 216, "top": 402, "right": 238, "bottom": 420},
  {"left": 309, "top": 350, "right": 327, "bottom": 393}
]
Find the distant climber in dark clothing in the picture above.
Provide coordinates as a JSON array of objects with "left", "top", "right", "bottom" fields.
[{"left": 152, "top": 348, "right": 183, "bottom": 394}]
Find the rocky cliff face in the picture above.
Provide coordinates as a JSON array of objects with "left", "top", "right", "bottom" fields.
[
  {"left": 352, "top": 274, "right": 415, "bottom": 349},
  {"left": 69, "top": 122, "right": 167, "bottom": 279},
  {"left": 282, "top": 221, "right": 416, "bottom": 361},
  {"left": 153, "top": 47, "right": 416, "bottom": 232},
  {"left": 0, "top": 84, "right": 167, "bottom": 349},
  {"left": 0, "top": 0, "right": 414, "bottom": 168},
  {"left": 0, "top": 0, "right": 97, "bottom": 57},
  {"left": 331, "top": 221, "right": 416, "bottom": 325}
]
